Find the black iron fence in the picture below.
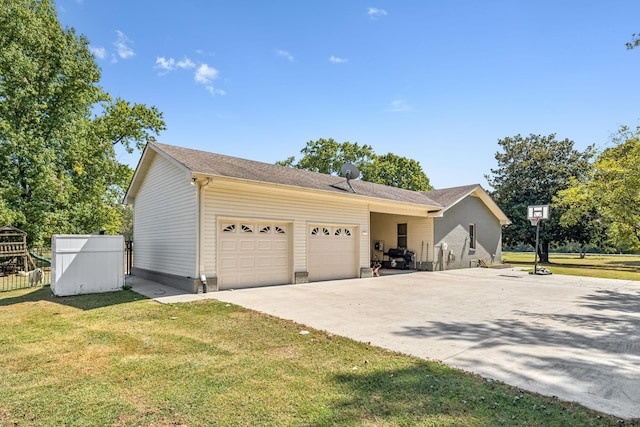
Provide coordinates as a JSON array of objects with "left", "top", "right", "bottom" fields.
[
  {"left": 0, "top": 247, "right": 51, "bottom": 292},
  {"left": 125, "top": 240, "right": 133, "bottom": 275}
]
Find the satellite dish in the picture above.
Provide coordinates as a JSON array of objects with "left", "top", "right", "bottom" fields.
[
  {"left": 340, "top": 163, "right": 360, "bottom": 180},
  {"left": 340, "top": 163, "right": 360, "bottom": 193}
]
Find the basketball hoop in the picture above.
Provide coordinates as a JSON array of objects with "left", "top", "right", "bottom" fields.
[
  {"left": 527, "top": 204, "right": 550, "bottom": 275},
  {"left": 527, "top": 205, "right": 549, "bottom": 227},
  {"left": 529, "top": 215, "right": 542, "bottom": 226}
]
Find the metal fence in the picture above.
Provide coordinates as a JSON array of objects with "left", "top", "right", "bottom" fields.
[
  {"left": 0, "top": 247, "right": 51, "bottom": 292},
  {"left": 1, "top": 241, "right": 134, "bottom": 293},
  {"left": 125, "top": 240, "right": 133, "bottom": 275}
]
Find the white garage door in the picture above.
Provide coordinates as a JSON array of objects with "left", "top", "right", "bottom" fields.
[
  {"left": 219, "top": 221, "right": 290, "bottom": 289},
  {"left": 308, "top": 225, "right": 358, "bottom": 282}
]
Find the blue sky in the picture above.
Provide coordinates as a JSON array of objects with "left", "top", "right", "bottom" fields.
[{"left": 57, "top": 1, "right": 640, "bottom": 189}]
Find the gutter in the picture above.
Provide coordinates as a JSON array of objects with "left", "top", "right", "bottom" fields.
[{"left": 195, "top": 176, "right": 212, "bottom": 292}]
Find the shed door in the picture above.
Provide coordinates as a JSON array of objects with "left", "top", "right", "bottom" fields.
[
  {"left": 308, "top": 225, "right": 358, "bottom": 282},
  {"left": 218, "top": 221, "right": 290, "bottom": 289}
]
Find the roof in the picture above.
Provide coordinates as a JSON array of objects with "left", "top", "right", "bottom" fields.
[
  {"left": 423, "top": 184, "right": 511, "bottom": 225},
  {"left": 0, "top": 225, "right": 26, "bottom": 236},
  {"left": 130, "top": 142, "right": 442, "bottom": 208},
  {"left": 423, "top": 184, "right": 481, "bottom": 208},
  {"left": 125, "top": 142, "right": 510, "bottom": 224}
]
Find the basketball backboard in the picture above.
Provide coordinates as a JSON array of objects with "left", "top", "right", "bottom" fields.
[{"left": 527, "top": 204, "right": 550, "bottom": 226}]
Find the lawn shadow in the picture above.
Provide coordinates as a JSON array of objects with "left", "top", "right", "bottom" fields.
[
  {"left": 549, "top": 262, "right": 640, "bottom": 273},
  {"left": 324, "top": 362, "right": 488, "bottom": 425},
  {"left": 0, "top": 285, "right": 147, "bottom": 310},
  {"left": 323, "top": 362, "right": 618, "bottom": 426},
  {"left": 604, "top": 259, "right": 640, "bottom": 270}
]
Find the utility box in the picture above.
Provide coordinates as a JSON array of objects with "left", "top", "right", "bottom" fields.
[{"left": 51, "top": 235, "right": 124, "bottom": 296}]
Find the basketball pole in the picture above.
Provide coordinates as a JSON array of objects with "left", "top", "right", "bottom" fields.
[{"left": 533, "top": 220, "right": 540, "bottom": 274}]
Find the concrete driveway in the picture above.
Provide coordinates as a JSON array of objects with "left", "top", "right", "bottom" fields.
[{"left": 129, "top": 268, "right": 640, "bottom": 420}]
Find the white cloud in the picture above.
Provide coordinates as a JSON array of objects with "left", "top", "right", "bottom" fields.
[
  {"left": 205, "top": 86, "right": 226, "bottom": 96},
  {"left": 114, "top": 30, "right": 134, "bottom": 59},
  {"left": 368, "top": 7, "right": 388, "bottom": 19},
  {"left": 194, "top": 64, "right": 225, "bottom": 96},
  {"left": 329, "top": 55, "right": 348, "bottom": 63},
  {"left": 156, "top": 57, "right": 174, "bottom": 71},
  {"left": 387, "top": 99, "right": 412, "bottom": 112},
  {"left": 155, "top": 56, "right": 224, "bottom": 96},
  {"left": 195, "top": 64, "right": 218, "bottom": 84},
  {"left": 89, "top": 46, "right": 106, "bottom": 59},
  {"left": 176, "top": 58, "right": 195, "bottom": 69},
  {"left": 156, "top": 56, "right": 195, "bottom": 72},
  {"left": 276, "top": 49, "right": 294, "bottom": 61}
]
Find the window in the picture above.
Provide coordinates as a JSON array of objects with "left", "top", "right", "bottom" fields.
[
  {"left": 311, "top": 227, "right": 330, "bottom": 236},
  {"left": 469, "top": 224, "right": 476, "bottom": 250},
  {"left": 397, "top": 223, "right": 407, "bottom": 248}
]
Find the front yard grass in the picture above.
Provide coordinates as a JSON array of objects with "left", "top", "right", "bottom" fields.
[
  {"left": 0, "top": 286, "right": 632, "bottom": 426},
  {"left": 502, "top": 252, "right": 640, "bottom": 281}
]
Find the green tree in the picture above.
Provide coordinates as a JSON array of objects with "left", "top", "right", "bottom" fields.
[
  {"left": 0, "top": 0, "right": 165, "bottom": 245},
  {"left": 555, "top": 126, "right": 640, "bottom": 251},
  {"left": 277, "top": 138, "right": 376, "bottom": 175},
  {"left": 626, "top": 33, "right": 640, "bottom": 49},
  {"left": 485, "top": 134, "right": 596, "bottom": 262},
  {"left": 278, "top": 138, "right": 432, "bottom": 191},
  {"left": 366, "top": 153, "right": 432, "bottom": 191}
]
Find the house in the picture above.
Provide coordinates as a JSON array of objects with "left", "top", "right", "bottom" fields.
[{"left": 124, "top": 142, "right": 510, "bottom": 293}]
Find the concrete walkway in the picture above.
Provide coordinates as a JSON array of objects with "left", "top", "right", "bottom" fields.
[{"left": 127, "top": 268, "right": 640, "bottom": 420}]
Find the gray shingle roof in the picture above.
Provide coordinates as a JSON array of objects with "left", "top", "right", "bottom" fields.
[
  {"left": 150, "top": 142, "right": 442, "bottom": 208},
  {"left": 422, "top": 184, "right": 482, "bottom": 209}
]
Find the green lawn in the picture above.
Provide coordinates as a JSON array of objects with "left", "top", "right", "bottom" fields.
[
  {"left": 502, "top": 252, "right": 640, "bottom": 281},
  {"left": 0, "top": 286, "right": 630, "bottom": 426}
]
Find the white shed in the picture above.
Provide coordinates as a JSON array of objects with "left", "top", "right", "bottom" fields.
[{"left": 51, "top": 235, "right": 125, "bottom": 296}]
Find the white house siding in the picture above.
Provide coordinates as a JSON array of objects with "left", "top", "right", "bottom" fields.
[
  {"left": 133, "top": 154, "right": 198, "bottom": 278},
  {"left": 201, "top": 180, "right": 369, "bottom": 281}
]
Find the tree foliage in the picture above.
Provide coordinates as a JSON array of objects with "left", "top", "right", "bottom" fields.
[
  {"left": 555, "top": 126, "right": 640, "bottom": 251},
  {"left": 626, "top": 33, "right": 640, "bottom": 50},
  {"left": 485, "top": 134, "right": 597, "bottom": 261},
  {"left": 278, "top": 138, "right": 433, "bottom": 191},
  {"left": 0, "top": 0, "right": 165, "bottom": 245}
]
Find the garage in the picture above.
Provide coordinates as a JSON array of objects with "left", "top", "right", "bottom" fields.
[
  {"left": 218, "top": 221, "right": 291, "bottom": 289},
  {"left": 308, "top": 225, "right": 358, "bottom": 282}
]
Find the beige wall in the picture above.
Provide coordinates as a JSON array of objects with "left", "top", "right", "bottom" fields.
[
  {"left": 370, "top": 213, "right": 434, "bottom": 265},
  {"left": 201, "top": 179, "right": 371, "bottom": 279}
]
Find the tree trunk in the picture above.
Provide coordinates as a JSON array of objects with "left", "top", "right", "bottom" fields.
[{"left": 538, "top": 241, "right": 550, "bottom": 263}]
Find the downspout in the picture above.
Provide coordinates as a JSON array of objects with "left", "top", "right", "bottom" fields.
[{"left": 198, "top": 177, "right": 212, "bottom": 292}]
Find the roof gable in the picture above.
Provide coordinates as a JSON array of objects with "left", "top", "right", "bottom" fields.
[{"left": 423, "top": 184, "right": 511, "bottom": 225}]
